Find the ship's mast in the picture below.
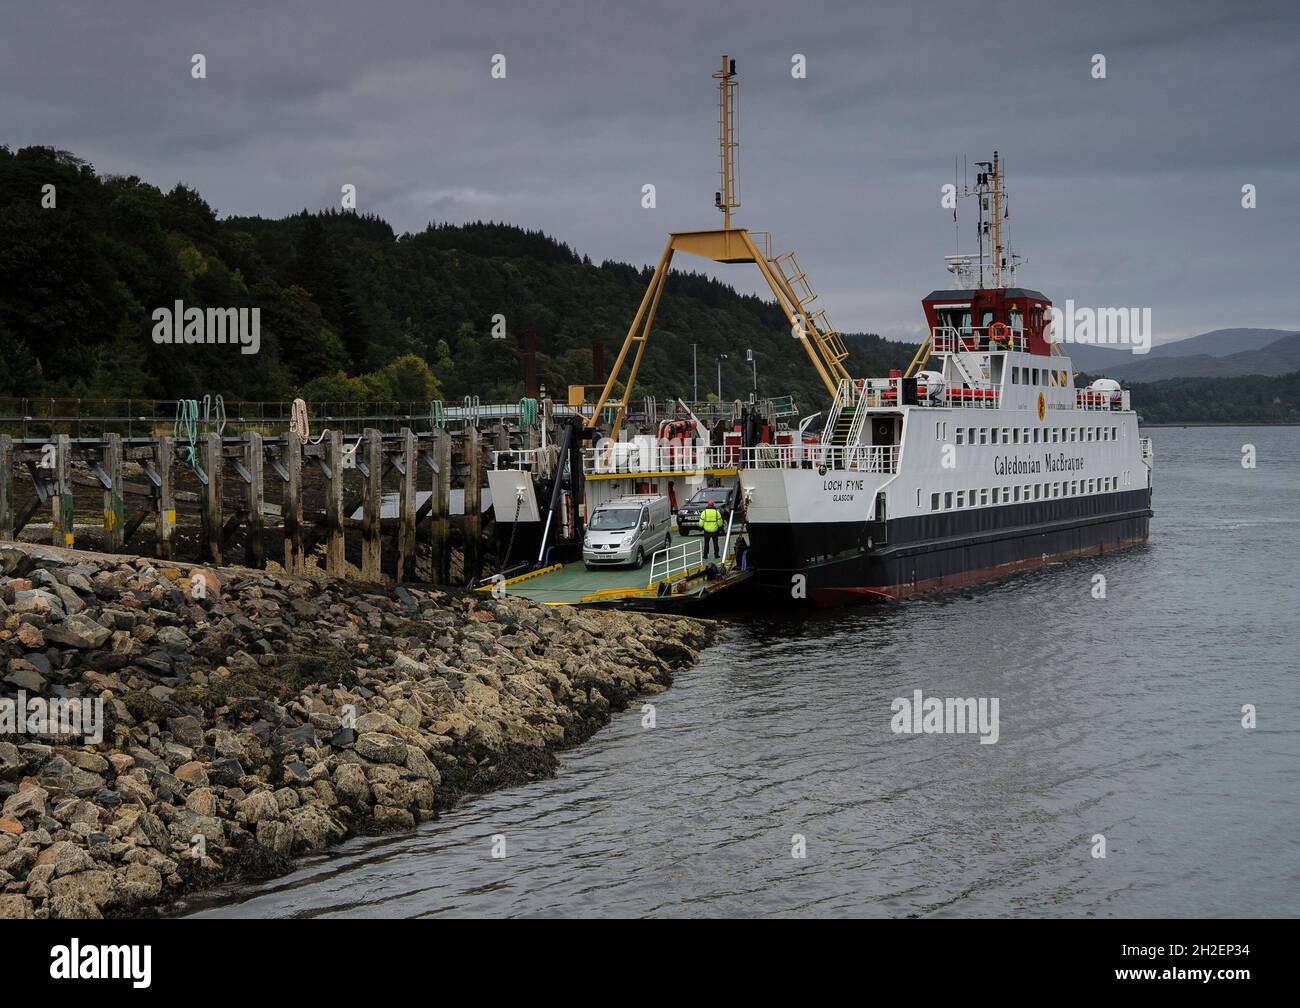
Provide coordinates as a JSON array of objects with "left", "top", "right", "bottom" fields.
[
  {"left": 990, "top": 151, "right": 1004, "bottom": 288},
  {"left": 965, "top": 152, "right": 1016, "bottom": 289},
  {"left": 713, "top": 55, "right": 739, "bottom": 228}
]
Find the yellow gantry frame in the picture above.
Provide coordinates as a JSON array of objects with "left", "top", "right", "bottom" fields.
[{"left": 585, "top": 227, "right": 852, "bottom": 436}]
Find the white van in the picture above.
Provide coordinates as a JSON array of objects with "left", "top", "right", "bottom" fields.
[{"left": 583, "top": 495, "right": 672, "bottom": 569}]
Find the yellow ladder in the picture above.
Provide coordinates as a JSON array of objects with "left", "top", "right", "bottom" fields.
[{"left": 768, "top": 250, "right": 852, "bottom": 383}]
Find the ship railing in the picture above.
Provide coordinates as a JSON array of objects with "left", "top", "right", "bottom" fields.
[
  {"left": 1139, "top": 438, "right": 1154, "bottom": 465},
  {"left": 584, "top": 443, "right": 737, "bottom": 475},
  {"left": 931, "top": 325, "right": 1027, "bottom": 354},
  {"left": 1075, "top": 389, "right": 1127, "bottom": 412},
  {"left": 737, "top": 443, "right": 898, "bottom": 473},
  {"left": 937, "top": 385, "right": 1001, "bottom": 409},
  {"left": 649, "top": 538, "right": 705, "bottom": 584},
  {"left": 492, "top": 447, "right": 545, "bottom": 471}
]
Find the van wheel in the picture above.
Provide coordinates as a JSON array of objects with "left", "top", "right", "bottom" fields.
[{"left": 634, "top": 547, "right": 645, "bottom": 569}]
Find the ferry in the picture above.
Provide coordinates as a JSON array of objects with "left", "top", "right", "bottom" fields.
[
  {"left": 487, "top": 60, "right": 1153, "bottom": 608},
  {"left": 738, "top": 157, "right": 1155, "bottom": 603}
]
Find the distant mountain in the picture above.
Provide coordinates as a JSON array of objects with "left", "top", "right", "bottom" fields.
[{"left": 1069, "top": 328, "right": 1297, "bottom": 378}]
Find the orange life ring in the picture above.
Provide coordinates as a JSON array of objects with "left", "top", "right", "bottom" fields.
[{"left": 989, "top": 322, "right": 1011, "bottom": 343}]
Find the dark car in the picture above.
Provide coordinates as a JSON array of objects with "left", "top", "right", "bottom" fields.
[{"left": 676, "top": 486, "right": 737, "bottom": 535}]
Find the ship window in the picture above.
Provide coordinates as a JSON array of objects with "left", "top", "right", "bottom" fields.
[
  {"left": 931, "top": 493, "right": 940, "bottom": 511},
  {"left": 1004, "top": 486, "right": 1011, "bottom": 501},
  {"left": 991, "top": 488, "right": 1000, "bottom": 504},
  {"left": 956, "top": 491, "right": 966, "bottom": 508},
  {"left": 979, "top": 429, "right": 988, "bottom": 445},
  {"left": 956, "top": 428, "right": 965, "bottom": 445},
  {"left": 1071, "top": 480, "right": 1079, "bottom": 494},
  {"left": 1012, "top": 429, "right": 1020, "bottom": 444},
  {"left": 980, "top": 489, "right": 990, "bottom": 506},
  {"left": 968, "top": 427, "right": 975, "bottom": 443},
  {"left": 1013, "top": 486, "right": 1021, "bottom": 502},
  {"left": 1001, "top": 428, "right": 1011, "bottom": 444},
  {"left": 944, "top": 492, "right": 953, "bottom": 509}
]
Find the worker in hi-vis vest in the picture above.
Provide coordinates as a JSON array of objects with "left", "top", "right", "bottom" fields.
[{"left": 699, "top": 500, "right": 724, "bottom": 559}]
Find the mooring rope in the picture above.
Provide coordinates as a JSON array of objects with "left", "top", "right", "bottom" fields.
[{"left": 174, "top": 399, "right": 199, "bottom": 468}]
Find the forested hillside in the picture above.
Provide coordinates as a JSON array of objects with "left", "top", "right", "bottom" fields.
[
  {"left": 0, "top": 145, "right": 910, "bottom": 412},
  {"left": 3, "top": 145, "right": 1297, "bottom": 425}
]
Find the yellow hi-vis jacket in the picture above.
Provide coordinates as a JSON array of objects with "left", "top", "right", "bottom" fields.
[{"left": 699, "top": 507, "right": 723, "bottom": 533}]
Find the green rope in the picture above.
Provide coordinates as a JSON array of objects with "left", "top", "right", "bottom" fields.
[
  {"left": 174, "top": 399, "right": 199, "bottom": 468},
  {"left": 518, "top": 397, "right": 538, "bottom": 428}
]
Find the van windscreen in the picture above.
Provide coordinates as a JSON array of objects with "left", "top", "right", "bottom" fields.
[{"left": 589, "top": 508, "right": 641, "bottom": 531}]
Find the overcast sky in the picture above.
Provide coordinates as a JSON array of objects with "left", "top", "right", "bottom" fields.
[{"left": 3, "top": 0, "right": 1297, "bottom": 346}]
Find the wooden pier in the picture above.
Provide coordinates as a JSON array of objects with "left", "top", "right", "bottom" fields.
[{"left": 0, "top": 423, "right": 512, "bottom": 586}]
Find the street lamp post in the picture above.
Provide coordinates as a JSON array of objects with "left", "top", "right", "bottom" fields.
[
  {"left": 717, "top": 353, "right": 728, "bottom": 401},
  {"left": 746, "top": 348, "right": 756, "bottom": 399},
  {"left": 692, "top": 343, "right": 699, "bottom": 402}
]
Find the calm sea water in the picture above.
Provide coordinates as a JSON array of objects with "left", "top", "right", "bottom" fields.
[{"left": 187, "top": 426, "right": 1299, "bottom": 918}]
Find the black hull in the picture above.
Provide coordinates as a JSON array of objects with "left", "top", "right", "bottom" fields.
[{"left": 747, "top": 488, "right": 1152, "bottom": 603}]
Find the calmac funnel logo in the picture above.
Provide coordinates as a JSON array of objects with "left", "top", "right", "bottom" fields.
[{"left": 1036, "top": 391, "right": 1046, "bottom": 422}]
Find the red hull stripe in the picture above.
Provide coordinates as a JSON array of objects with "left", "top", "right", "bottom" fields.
[{"left": 807, "top": 534, "right": 1148, "bottom": 606}]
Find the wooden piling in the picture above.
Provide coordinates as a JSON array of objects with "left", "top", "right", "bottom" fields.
[
  {"left": 52, "top": 434, "right": 73, "bottom": 548},
  {"left": 397, "top": 427, "right": 417, "bottom": 583},
  {"left": 0, "top": 434, "right": 13, "bottom": 542},
  {"left": 155, "top": 434, "right": 175, "bottom": 560},
  {"left": 361, "top": 427, "right": 383, "bottom": 581},
  {"left": 464, "top": 425, "right": 482, "bottom": 583},
  {"left": 325, "top": 429, "right": 346, "bottom": 577},
  {"left": 244, "top": 432, "right": 265, "bottom": 569},
  {"left": 202, "top": 433, "right": 224, "bottom": 566},
  {"left": 430, "top": 429, "right": 450, "bottom": 585},
  {"left": 103, "top": 433, "right": 124, "bottom": 553},
  {"left": 283, "top": 430, "right": 304, "bottom": 574}
]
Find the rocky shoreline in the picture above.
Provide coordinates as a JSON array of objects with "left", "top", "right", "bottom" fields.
[{"left": 0, "top": 543, "right": 714, "bottom": 919}]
